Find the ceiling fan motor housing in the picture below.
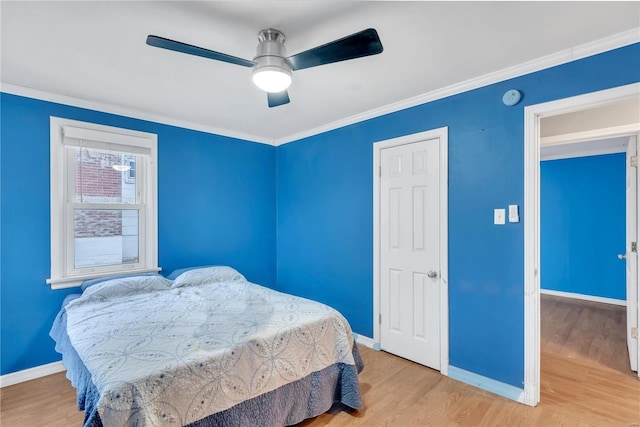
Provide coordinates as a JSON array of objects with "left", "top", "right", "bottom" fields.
[{"left": 252, "top": 29, "right": 292, "bottom": 92}]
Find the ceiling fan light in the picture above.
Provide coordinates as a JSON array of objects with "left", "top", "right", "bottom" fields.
[
  {"left": 251, "top": 29, "right": 291, "bottom": 93},
  {"left": 252, "top": 67, "right": 292, "bottom": 93}
]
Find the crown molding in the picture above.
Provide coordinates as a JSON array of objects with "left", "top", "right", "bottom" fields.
[
  {"left": 274, "top": 27, "right": 640, "bottom": 146},
  {"left": 0, "top": 83, "right": 276, "bottom": 146},
  {"left": 2, "top": 28, "right": 638, "bottom": 147}
]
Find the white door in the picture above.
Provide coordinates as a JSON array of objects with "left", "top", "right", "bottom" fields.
[
  {"left": 624, "top": 135, "right": 639, "bottom": 374},
  {"left": 380, "top": 137, "right": 441, "bottom": 369}
]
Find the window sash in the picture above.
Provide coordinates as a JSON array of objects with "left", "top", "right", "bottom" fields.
[
  {"left": 64, "top": 203, "right": 146, "bottom": 277},
  {"left": 63, "top": 146, "right": 148, "bottom": 276},
  {"left": 65, "top": 147, "right": 145, "bottom": 205}
]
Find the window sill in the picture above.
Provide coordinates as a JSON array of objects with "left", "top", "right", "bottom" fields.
[{"left": 47, "top": 267, "right": 162, "bottom": 290}]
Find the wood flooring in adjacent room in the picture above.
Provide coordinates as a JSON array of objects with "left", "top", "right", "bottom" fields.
[{"left": 1, "top": 294, "right": 638, "bottom": 427}]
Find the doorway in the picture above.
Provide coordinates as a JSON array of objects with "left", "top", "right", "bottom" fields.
[
  {"left": 372, "top": 127, "right": 449, "bottom": 374},
  {"left": 523, "top": 83, "right": 640, "bottom": 406},
  {"left": 538, "top": 137, "right": 638, "bottom": 420}
]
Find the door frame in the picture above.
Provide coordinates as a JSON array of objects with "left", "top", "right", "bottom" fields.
[
  {"left": 372, "top": 126, "right": 449, "bottom": 375},
  {"left": 625, "top": 135, "right": 639, "bottom": 373},
  {"left": 523, "top": 82, "right": 640, "bottom": 406}
]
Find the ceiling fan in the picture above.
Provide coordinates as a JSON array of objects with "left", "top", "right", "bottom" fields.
[{"left": 146, "top": 28, "right": 383, "bottom": 108}]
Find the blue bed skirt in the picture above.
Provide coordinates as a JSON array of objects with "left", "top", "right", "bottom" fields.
[{"left": 51, "top": 295, "right": 364, "bottom": 427}]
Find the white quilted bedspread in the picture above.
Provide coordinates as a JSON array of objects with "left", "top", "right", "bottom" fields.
[{"left": 65, "top": 277, "right": 356, "bottom": 426}]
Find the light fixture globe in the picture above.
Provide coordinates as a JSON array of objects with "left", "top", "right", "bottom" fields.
[
  {"left": 252, "top": 66, "right": 292, "bottom": 93},
  {"left": 252, "top": 29, "right": 292, "bottom": 93}
]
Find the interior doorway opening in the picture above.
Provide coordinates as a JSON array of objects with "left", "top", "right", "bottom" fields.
[
  {"left": 538, "top": 127, "right": 638, "bottom": 418},
  {"left": 523, "top": 83, "right": 640, "bottom": 407}
]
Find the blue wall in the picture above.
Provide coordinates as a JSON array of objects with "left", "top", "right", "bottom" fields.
[
  {"left": 541, "top": 154, "right": 626, "bottom": 300},
  {"left": 2, "top": 43, "right": 639, "bottom": 388},
  {"left": 276, "top": 43, "right": 640, "bottom": 388},
  {"left": 0, "top": 94, "right": 276, "bottom": 375}
]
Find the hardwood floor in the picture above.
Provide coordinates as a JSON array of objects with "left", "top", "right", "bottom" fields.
[
  {"left": 0, "top": 370, "right": 84, "bottom": 426},
  {"left": 538, "top": 294, "right": 639, "bottom": 426},
  {"left": 1, "top": 295, "right": 638, "bottom": 426},
  {"left": 540, "top": 294, "right": 634, "bottom": 378}
]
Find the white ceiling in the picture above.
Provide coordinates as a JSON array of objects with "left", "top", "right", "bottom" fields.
[
  {"left": 541, "top": 97, "right": 640, "bottom": 138},
  {"left": 540, "top": 96, "right": 640, "bottom": 161},
  {"left": 2, "top": 1, "right": 639, "bottom": 144}
]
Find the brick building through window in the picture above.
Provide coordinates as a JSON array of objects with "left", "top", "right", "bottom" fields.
[{"left": 73, "top": 148, "right": 138, "bottom": 267}]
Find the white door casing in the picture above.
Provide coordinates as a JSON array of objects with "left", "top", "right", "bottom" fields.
[
  {"left": 373, "top": 127, "right": 448, "bottom": 373},
  {"left": 625, "top": 135, "right": 639, "bottom": 373}
]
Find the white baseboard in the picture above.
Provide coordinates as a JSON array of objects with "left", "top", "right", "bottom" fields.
[
  {"left": 353, "top": 333, "right": 375, "bottom": 349},
  {"left": 541, "top": 289, "right": 626, "bottom": 306},
  {"left": 448, "top": 365, "right": 525, "bottom": 403},
  {"left": 0, "top": 361, "right": 66, "bottom": 388}
]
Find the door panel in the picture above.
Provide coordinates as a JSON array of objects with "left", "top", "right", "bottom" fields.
[{"left": 380, "top": 137, "right": 441, "bottom": 369}]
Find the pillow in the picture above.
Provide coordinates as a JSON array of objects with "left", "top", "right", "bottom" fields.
[
  {"left": 79, "top": 275, "right": 172, "bottom": 302},
  {"left": 81, "top": 273, "right": 162, "bottom": 291},
  {"left": 166, "top": 265, "right": 217, "bottom": 280},
  {"left": 62, "top": 293, "right": 82, "bottom": 309},
  {"left": 171, "top": 266, "right": 246, "bottom": 288}
]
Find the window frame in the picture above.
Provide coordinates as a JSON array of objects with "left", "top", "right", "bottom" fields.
[{"left": 48, "top": 117, "right": 159, "bottom": 289}]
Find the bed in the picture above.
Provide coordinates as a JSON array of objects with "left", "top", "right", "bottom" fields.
[{"left": 50, "top": 266, "right": 364, "bottom": 427}]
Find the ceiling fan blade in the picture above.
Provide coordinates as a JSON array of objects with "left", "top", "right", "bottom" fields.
[
  {"left": 146, "top": 35, "right": 254, "bottom": 68},
  {"left": 287, "top": 28, "right": 383, "bottom": 71},
  {"left": 267, "top": 90, "right": 290, "bottom": 108}
]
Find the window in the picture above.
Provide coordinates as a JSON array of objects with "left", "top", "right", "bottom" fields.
[{"left": 48, "top": 117, "right": 159, "bottom": 289}]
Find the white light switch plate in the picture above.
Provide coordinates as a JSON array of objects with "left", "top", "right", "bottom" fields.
[
  {"left": 494, "top": 208, "right": 506, "bottom": 225},
  {"left": 509, "top": 204, "right": 519, "bottom": 223}
]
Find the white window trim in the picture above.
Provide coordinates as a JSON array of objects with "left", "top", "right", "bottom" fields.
[{"left": 48, "top": 117, "right": 159, "bottom": 289}]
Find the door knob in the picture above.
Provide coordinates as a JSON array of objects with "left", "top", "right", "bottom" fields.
[
  {"left": 618, "top": 254, "right": 627, "bottom": 260},
  {"left": 427, "top": 270, "right": 438, "bottom": 279}
]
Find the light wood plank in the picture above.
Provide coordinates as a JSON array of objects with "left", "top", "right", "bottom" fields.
[{"left": 0, "top": 371, "right": 84, "bottom": 427}]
